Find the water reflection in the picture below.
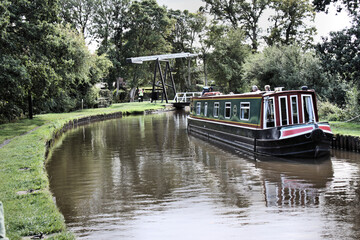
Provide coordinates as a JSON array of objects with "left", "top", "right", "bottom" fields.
[
  {"left": 189, "top": 135, "right": 334, "bottom": 208},
  {"left": 47, "top": 111, "right": 360, "bottom": 239}
]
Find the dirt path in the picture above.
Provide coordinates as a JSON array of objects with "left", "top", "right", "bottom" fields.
[{"left": 0, "top": 126, "right": 43, "bottom": 150}]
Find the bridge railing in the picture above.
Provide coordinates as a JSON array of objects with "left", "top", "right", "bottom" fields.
[{"left": 174, "top": 92, "right": 202, "bottom": 103}]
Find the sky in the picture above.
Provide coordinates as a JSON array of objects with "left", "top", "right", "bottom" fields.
[{"left": 156, "top": 0, "right": 352, "bottom": 43}]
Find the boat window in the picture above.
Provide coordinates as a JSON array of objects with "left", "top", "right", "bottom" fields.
[
  {"left": 225, "top": 102, "right": 231, "bottom": 119},
  {"left": 279, "top": 96, "right": 289, "bottom": 126},
  {"left": 290, "top": 96, "right": 299, "bottom": 124},
  {"left": 264, "top": 97, "right": 275, "bottom": 128},
  {"left": 302, "top": 95, "right": 315, "bottom": 123},
  {"left": 196, "top": 102, "right": 201, "bottom": 115},
  {"left": 214, "top": 102, "right": 219, "bottom": 117},
  {"left": 204, "top": 102, "right": 208, "bottom": 117},
  {"left": 240, "top": 102, "right": 250, "bottom": 120}
]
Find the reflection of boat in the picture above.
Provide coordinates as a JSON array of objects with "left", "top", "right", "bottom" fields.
[
  {"left": 188, "top": 88, "right": 333, "bottom": 159},
  {"left": 189, "top": 134, "right": 334, "bottom": 208},
  {"left": 256, "top": 160, "right": 333, "bottom": 207}
]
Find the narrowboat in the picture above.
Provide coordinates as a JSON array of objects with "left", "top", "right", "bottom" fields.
[{"left": 187, "top": 87, "right": 333, "bottom": 159}]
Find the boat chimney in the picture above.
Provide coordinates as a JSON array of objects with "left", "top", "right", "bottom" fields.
[{"left": 301, "top": 86, "right": 308, "bottom": 90}]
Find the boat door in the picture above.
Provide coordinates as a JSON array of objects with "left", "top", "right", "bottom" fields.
[{"left": 263, "top": 97, "right": 276, "bottom": 128}]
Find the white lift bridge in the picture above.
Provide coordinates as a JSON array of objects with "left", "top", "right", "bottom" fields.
[{"left": 126, "top": 53, "right": 198, "bottom": 105}]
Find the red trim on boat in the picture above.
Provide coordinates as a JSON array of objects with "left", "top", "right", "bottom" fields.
[
  {"left": 319, "top": 125, "right": 331, "bottom": 132},
  {"left": 281, "top": 126, "right": 313, "bottom": 137}
]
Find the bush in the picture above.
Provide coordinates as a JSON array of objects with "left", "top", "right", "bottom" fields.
[
  {"left": 344, "top": 87, "right": 360, "bottom": 121},
  {"left": 83, "top": 86, "right": 99, "bottom": 108},
  {"left": 113, "top": 89, "right": 129, "bottom": 103},
  {"left": 0, "top": 101, "right": 23, "bottom": 123},
  {"left": 42, "top": 90, "right": 76, "bottom": 113},
  {"left": 317, "top": 100, "right": 345, "bottom": 121}
]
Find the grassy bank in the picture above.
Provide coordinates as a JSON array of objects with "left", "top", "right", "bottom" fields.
[
  {"left": 0, "top": 102, "right": 166, "bottom": 239},
  {"left": 330, "top": 121, "right": 360, "bottom": 136}
]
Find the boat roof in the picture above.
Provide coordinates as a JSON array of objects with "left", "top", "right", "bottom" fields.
[{"left": 193, "top": 89, "right": 315, "bottom": 99}]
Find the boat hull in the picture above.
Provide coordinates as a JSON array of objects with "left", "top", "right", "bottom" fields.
[{"left": 187, "top": 116, "right": 332, "bottom": 159}]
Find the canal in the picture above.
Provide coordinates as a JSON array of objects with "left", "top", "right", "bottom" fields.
[{"left": 47, "top": 111, "right": 360, "bottom": 239}]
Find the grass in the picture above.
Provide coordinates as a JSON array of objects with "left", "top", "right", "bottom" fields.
[
  {"left": 0, "top": 102, "right": 166, "bottom": 239},
  {"left": 0, "top": 102, "right": 165, "bottom": 144},
  {"left": 329, "top": 121, "right": 360, "bottom": 137}
]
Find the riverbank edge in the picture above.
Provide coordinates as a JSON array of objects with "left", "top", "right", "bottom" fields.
[
  {"left": 44, "top": 109, "right": 168, "bottom": 159},
  {"left": 0, "top": 104, "right": 170, "bottom": 240}
]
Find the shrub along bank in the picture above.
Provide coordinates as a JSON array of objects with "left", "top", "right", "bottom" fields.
[{"left": 0, "top": 102, "right": 166, "bottom": 240}]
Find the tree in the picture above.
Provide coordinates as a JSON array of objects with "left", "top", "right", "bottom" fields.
[
  {"left": 237, "top": 0, "right": 269, "bottom": 51},
  {"left": 123, "top": 0, "right": 175, "bottom": 98},
  {"left": 59, "top": 0, "right": 96, "bottom": 39},
  {"left": 265, "top": 0, "right": 316, "bottom": 48},
  {"left": 0, "top": 55, "right": 28, "bottom": 123},
  {"left": 89, "top": 54, "right": 113, "bottom": 84},
  {"left": 0, "top": 0, "right": 113, "bottom": 122},
  {"left": 207, "top": 28, "right": 251, "bottom": 93},
  {"left": 315, "top": 16, "right": 360, "bottom": 107},
  {"left": 91, "top": 0, "right": 130, "bottom": 95},
  {"left": 0, "top": 0, "right": 10, "bottom": 36},
  {"left": 202, "top": 0, "right": 269, "bottom": 52},
  {"left": 198, "top": 21, "right": 229, "bottom": 86},
  {"left": 124, "top": 0, "right": 174, "bottom": 58},
  {"left": 167, "top": 10, "right": 206, "bottom": 89},
  {"left": 20, "top": 24, "right": 94, "bottom": 114},
  {"left": 243, "top": 45, "right": 330, "bottom": 96},
  {"left": 312, "top": 0, "right": 359, "bottom": 15},
  {"left": 92, "top": 0, "right": 130, "bottom": 54},
  {"left": 316, "top": 17, "right": 360, "bottom": 85},
  {"left": 0, "top": 0, "right": 60, "bottom": 119},
  {"left": 313, "top": 0, "right": 360, "bottom": 111}
]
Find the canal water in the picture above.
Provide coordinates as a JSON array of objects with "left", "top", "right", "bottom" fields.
[{"left": 47, "top": 111, "right": 360, "bottom": 240}]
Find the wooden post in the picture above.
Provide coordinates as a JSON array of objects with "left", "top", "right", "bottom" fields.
[
  {"left": 157, "top": 60, "right": 168, "bottom": 103},
  {"left": 116, "top": 77, "right": 123, "bottom": 96},
  {"left": 331, "top": 135, "right": 335, "bottom": 149},
  {"left": 166, "top": 61, "right": 177, "bottom": 98},
  {"left": 151, "top": 60, "right": 158, "bottom": 103},
  {"left": 339, "top": 135, "right": 343, "bottom": 150},
  {"left": 188, "top": 58, "right": 191, "bottom": 86},
  {"left": 28, "top": 92, "right": 33, "bottom": 119}
]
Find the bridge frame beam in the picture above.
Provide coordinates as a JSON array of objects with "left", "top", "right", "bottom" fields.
[{"left": 127, "top": 53, "right": 197, "bottom": 103}]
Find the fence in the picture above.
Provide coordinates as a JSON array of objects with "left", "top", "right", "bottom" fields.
[
  {"left": 331, "top": 134, "right": 360, "bottom": 152},
  {"left": 173, "top": 92, "right": 202, "bottom": 103}
]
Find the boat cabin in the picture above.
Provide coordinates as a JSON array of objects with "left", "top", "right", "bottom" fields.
[{"left": 190, "top": 89, "right": 319, "bottom": 130}]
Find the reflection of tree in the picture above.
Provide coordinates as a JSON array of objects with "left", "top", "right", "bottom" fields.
[
  {"left": 189, "top": 137, "right": 253, "bottom": 209},
  {"left": 48, "top": 111, "right": 199, "bottom": 228}
]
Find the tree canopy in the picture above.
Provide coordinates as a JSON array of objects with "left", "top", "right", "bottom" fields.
[
  {"left": 0, "top": 0, "right": 112, "bottom": 122},
  {"left": 243, "top": 45, "right": 329, "bottom": 95},
  {"left": 2, "top": 0, "right": 360, "bottom": 122},
  {"left": 316, "top": 16, "right": 360, "bottom": 86},
  {"left": 265, "top": 0, "right": 316, "bottom": 49},
  {"left": 312, "top": 0, "right": 359, "bottom": 15},
  {"left": 208, "top": 28, "right": 251, "bottom": 93},
  {"left": 202, "top": 0, "right": 316, "bottom": 51}
]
